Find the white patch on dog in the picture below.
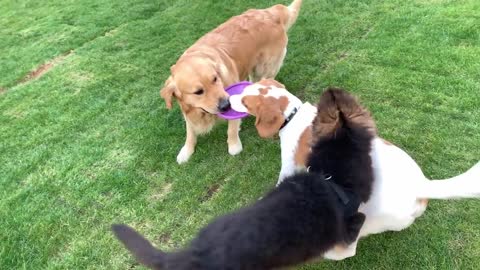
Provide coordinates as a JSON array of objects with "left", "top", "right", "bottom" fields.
[
  {"left": 277, "top": 102, "right": 317, "bottom": 185},
  {"left": 323, "top": 244, "right": 357, "bottom": 261},
  {"left": 177, "top": 145, "right": 194, "bottom": 164},
  {"left": 228, "top": 140, "right": 243, "bottom": 156}
]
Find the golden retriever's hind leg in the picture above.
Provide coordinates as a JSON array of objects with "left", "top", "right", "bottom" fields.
[
  {"left": 250, "top": 47, "right": 288, "bottom": 82},
  {"left": 266, "top": 47, "right": 287, "bottom": 79},
  {"left": 227, "top": 119, "right": 242, "bottom": 156},
  {"left": 177, "top": 121, "right": 197, "bottom": 164},
  {"left": 248, "top": 73, "right": 261, "bottom": 83}
]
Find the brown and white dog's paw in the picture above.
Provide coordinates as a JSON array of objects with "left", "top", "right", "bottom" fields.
[
  {"left": 228, "top": 141, "right": 243, "bottom": 156},
  {"left": 177, "top": 145, "right": 194, "bottom": 164},
  {"left": 323, "top": 244, "right": 357, "bottom": 261}
]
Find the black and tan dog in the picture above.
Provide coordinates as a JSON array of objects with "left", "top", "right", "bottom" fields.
[{"left": 112, "top": 89, "right": 376, "bottom": 269}]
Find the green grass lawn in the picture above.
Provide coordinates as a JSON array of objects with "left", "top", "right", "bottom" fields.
[{"left": 1, "top": 0, "right": 479, "bottom": 269}]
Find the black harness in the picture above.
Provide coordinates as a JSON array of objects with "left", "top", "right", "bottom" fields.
[
  {"left": 280, "top": 105, "right": 361, "bottom": 215},
  {"left": 326, "top": 176, "right": 361, "bottom": 216},
  {"left": 310, "top": 170, "right": 362, "bottom": 217}
]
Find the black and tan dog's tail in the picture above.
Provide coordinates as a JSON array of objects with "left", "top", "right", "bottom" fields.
[
  {"left": 112, "top": 224, "right": 166, "bottom": 269},
  {"left": 312, "top": 87, "right": 376, "bottom": 141}
]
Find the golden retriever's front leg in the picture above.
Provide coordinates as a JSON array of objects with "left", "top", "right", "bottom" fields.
[
  {"left": 177, "top": 121, "right": 197, "bottom": 164},
  {"left": 227, "top": 119, "right": 242, "bottom": 156}
]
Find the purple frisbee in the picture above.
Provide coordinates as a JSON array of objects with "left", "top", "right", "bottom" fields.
[{"left": 218, "top": 81, "right": 252, "bottom": 120}]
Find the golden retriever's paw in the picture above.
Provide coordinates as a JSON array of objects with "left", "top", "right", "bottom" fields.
[
  {"left": 177, "top": 146, "right": 194, "bottom": 164},
  {"left": 228, "top": 141, "right": 243, "bottom": 156}
]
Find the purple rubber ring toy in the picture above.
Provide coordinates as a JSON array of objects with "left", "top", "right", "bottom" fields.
[{"left": 218, "top": 81, "right": 252, "bottom": 120}]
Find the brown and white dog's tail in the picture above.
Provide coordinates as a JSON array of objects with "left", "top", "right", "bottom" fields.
[
  {"left": 286, "top": 0, "right": 303, "bottom": 30},
  {"left": 416, "top": 162, "right": 480, "bottom": 199}
]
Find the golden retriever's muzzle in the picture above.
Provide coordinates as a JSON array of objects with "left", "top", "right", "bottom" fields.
[{"left": 218, "top": 98, "right": 231, "bottom": 113}]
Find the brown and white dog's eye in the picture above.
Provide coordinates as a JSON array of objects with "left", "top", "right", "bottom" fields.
[
  {"left": 242, "top": 100, "right": 248, "bottom": 109},
  {"left": 213, "top": 76, "right": 218, "bottom": 83},
  {"left": 194, "top": 89, "right": 204, "bottom": 95}
]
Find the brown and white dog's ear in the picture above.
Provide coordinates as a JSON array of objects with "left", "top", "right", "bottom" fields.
[
  {"left": 255, "top": 105, "right": 284, "bottom": 138},
  {"left": 241, "top": 95, "right": 287, "bottom": 138},
  {"left": 160, "top": 76, "right": 179, "bottom": 109},
  {"left": 240, "top": 95, "right": 260, "bottom": 114}
]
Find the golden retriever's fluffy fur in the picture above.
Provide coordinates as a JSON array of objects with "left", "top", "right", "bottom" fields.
[{"left": 160, "top": 0, "right": 303, "bottom": 164}]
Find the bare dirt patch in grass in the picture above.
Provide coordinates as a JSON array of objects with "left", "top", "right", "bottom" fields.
[
  {"left": 19, "top": 51, "right": 73, "bottom": 84},
  {"left": 200, "top": 183, "right": 221, "bottom": 202},
  {"left": 150, "top": 182, "right": 173, "bottom": 201}
]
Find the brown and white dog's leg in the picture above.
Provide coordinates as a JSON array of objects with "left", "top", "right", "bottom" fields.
[
  {"left": 177, "top": 120, "right": 197, "bottom": 164},
  {"left": 323, "top": 240, "right": 359, "bottom": 261},
  {"left": 227, "top": 119, "right": 242, "bottom": 156}
]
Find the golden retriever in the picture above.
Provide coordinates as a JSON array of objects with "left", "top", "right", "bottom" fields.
[{"left": 160, "top": 0, "right": 303, "bottom": 163}]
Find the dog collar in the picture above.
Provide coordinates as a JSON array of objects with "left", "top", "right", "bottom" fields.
[{"left": 279, "top": 106, "right": 299, "bottom": 130}]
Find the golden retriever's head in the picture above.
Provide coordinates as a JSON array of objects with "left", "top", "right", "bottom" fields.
[{"left": 160, "top": 56, "right": 230, "bottom": 114}]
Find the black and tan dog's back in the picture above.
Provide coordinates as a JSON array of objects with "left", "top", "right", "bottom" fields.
[{"left": 112, "top": 88, "right": 375, "bottom": 270}]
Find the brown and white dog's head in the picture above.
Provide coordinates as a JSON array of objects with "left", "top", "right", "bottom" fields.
[
  {"left": 160, "top": 55, "right": 230, "bottom": 114},
  {"left": 230, "top": 79, "right": 302, "bottom": 138}
]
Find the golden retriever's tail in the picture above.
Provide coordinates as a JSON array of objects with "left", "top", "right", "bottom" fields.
[
  {"left": 311, "top": 88, "right": 377, "bottom": 142},
  {"left": 286, "top": 0, "right": 303, "bottom": 30}
]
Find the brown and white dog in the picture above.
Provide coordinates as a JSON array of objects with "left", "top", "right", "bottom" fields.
[
  {"left": 160, "top": 0, "right": 303, "bottom": 164},
  {"left": 231, "top": 78, "right": 316, "bottom": 181},
  {"left": 230, "top": 79, "right": 480, "bottom": 260}
]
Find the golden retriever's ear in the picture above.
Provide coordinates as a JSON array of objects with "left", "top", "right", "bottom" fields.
[
  {"left": 160, "top": 76, "right": 179, "bottom": 109},
  {"left": 255, "top": 105, "right": 285, "bottom": 138},
  {"left": 215, "top": 63, "right": 235, "bottom": 85},
  {"left": 258, "top": 78, "right": 285, "bottom": 88}
]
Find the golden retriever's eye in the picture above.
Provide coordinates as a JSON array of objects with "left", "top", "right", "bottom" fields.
[
  {"left": 194, "top": 89, "right": 204, "bottom": 95},
  {"left": 213, "top": 76, "right": 217, "bottom": 83}
]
